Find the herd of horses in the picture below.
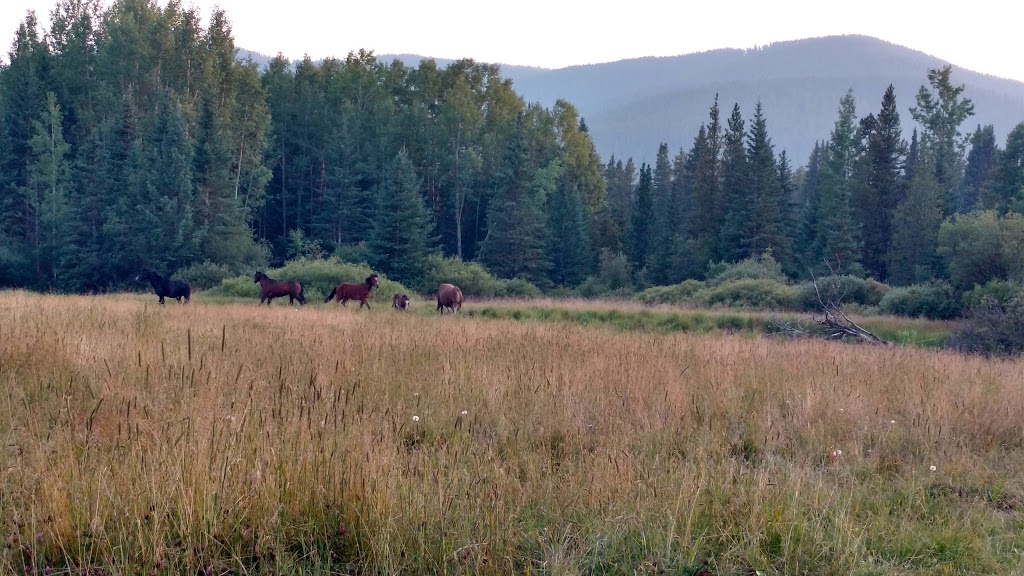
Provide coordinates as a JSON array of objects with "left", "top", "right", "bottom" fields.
[{"left": 134, "top": 268, "right": 463, "bottom": 313}]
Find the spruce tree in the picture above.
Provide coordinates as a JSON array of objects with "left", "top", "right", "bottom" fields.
[
  {"left": 26, "top": 92, "right": 74, "bottom": 288},
  {"left": 367, "top": 149, "right": 436, "bottom": 285},
  {"left": 889, "top": 153, "right": 943, "bottom": 285},
  {"left": 546, "top": 160, "right": 593, "bottom": 286},
  {"left": 743, "top": 102, "right": 790, "bottom": 265},
  {"left": 627, "top": 163, "right": 654, "bottom": 274},
  {"left": 964, "top": 125, "right": 998, "bottom": 210},
  {"left": 990, "top": 123, "right": 1024, "bottom": 213},
  {"left": 648, "top": 142, "right": 676, "bottom": 283},
  {"left": 718, "top": 103, "right": 750, "bottom": 261},
  {"left": 816, "top": 90, "right": 863, "bottom": 275},
  {"left": 856, "top": 85, "right": 907, "bottom": 281},
  {"left": 478, "top": 113, "right": 550, "bottom": 285}
]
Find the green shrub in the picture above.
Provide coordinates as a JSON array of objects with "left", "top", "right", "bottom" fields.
[
  {"left": 495, "top": 278, "right": 543, "bottom": 298},
  {"left": 878, "top": 282, "right": 962, "bottom": 319},
  {"left": 418, "top": 254, "right": 503, "bottom": 297},
  {"left": 331, "top": 242, "right": 369, "bottom": 265},
  {"left": 795, "top": 275, "right": 890, "bottom": 311},
  {"left": 635, "top": 279, "right": 706, "bottom": 306},
  {"left": 962, "top": 280, "right": 1023, "bottom": 309},
  {"left": 174, "top": 261, "right": 234, "bottom": 290},
  {"left": 706, "top": 251, "right": 788, "bottom": 287},
  {"left": 694, "top": 278, "right": 799, "bottom": 310},
  {"left": 947, "top": 295, "right": 1024, "bottom": 356}
]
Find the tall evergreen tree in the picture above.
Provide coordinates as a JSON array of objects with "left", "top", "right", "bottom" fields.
[
  {"left": 743, "top": 102, "right": 790, "bottom": 265},
  {"left": 718, "top": 103, "right": 750, "bottom": 261},
  {"left": 367, "top": 149, "right": 436, "bottom": 284},
  {"left": 25, "top": 92, "right": 74, "bottom": 287},
  {"left": 816, "top": 90, "right": 863, "bottom": 275},
  {"left": 855, "top": 85, "right": 906, "bottom": 281},
  {"left": 648, "top": 142, "right": 676, "bottom": 283},
  {"left": 627, "top": 163, "right": 654, "bottom": 273},
  {"left": 964, "top": 125, "right": 999, "bottom": 211},
  {"left": 889, "top": 153, "right": 943, "bottom": 285},
  {"left": 990, "top": 123, "right": 1024, "bottom": 213},
  {"left": 478, "top": 113, "right": 550, "bottom": 285},
  {"left": 798, "top": 141, "right": 826, "bottom": 270},
  {"left": 546, "top": 160, "right": 593, "bottom": 286}
]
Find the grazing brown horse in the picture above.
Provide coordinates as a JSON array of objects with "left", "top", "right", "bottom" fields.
[
  {"left": 436, "top": 283, "right": 463, "bottom": 314},
  {"left": 254, "top": 271, "right": 306, "bottom": 305},
  {"left": 324, "top": 274, "right": 379, "bottom": 309},
  {"left": 392, "top": 293, "right": 410, "bottom": 311}
]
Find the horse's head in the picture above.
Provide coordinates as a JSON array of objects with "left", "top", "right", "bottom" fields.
[
  {"left": 135, "top": 269, "right": 154, "bottom": 283},
  {"left": 366, "top": 274, "right": 380, "bottom": 289},
  {"left": 254, "top": 271, "right": 265, "bottom": 283}
]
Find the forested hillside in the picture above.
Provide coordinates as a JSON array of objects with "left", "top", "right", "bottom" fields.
[{"left": 2, "top": 1, "right": 1024, "bottom": 310}]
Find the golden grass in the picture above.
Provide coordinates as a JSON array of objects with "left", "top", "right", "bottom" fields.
[{"left": 1, "top": 290, "right": 1023, "bottom": 575}]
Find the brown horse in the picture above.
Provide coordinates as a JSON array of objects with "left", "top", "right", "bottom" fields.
[
  {"left": 324, "top": 274, "right": 379, "bottom": 309},
  {"left": 392, "top": 293, "right": 410, "bottom": 311},
  {"left": 437, "top": 283, "right": 463, "bottom": 314},
  {"left": 254, "top": 271, "right": 306, "bottom": 305}
]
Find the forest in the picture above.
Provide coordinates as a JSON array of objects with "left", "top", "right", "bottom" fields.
[{"left": 3, "top": 0, "right": 1024, "bottom": 312}]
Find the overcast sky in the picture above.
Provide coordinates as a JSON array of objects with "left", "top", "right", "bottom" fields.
[{"left": 2, "top": 0, "right": 1022, "bottom": 83}]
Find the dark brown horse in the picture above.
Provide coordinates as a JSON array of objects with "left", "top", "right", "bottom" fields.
[
  {"left": 254, "top": 271, "right": 306, "bottom": 305},
  {"left": 437, "top": 283, "right": 463, "bottom": 314},
  {"left": 324, "top": 274, "right": 379, "bottom": 309},
  {"left": 392, "top": 293, "right": 410, "bottom": 311}
]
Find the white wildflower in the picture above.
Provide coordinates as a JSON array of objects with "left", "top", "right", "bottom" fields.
[{"left": 412, "top": 415, "right": 420, "bottom": 422}]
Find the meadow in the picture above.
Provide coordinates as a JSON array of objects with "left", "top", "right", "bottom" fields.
[{"left": 2, "top": 291, "right": 1023, "bottom": 575}]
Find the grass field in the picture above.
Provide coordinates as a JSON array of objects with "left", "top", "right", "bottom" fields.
[{"left": 2, "top": 291, "right": 1022, "bottom": 575}]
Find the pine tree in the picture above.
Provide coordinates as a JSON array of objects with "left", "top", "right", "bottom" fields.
[
  {"left": 743, "top": 102, "right": 790, "bottom": 265},
  {"left": 627, "top": 163, "right": 654, "bottom": 273},
  {"left": 718, "top": 103, "right": 750, "bottom": 261},
  {"left": 855, "top": 85, "right": 907, "bottom": 281},
  {"left": 546, "top": 160, "right": 593, "bottom": 286},
  {"left": 991, "top": 123, "right": 1024, "bottom": 213},
  {"left": 479, "top": 113, "right": 550, "bottom": 285},
  {"left": 25, "top": 92, "right": 74, "bottom": 288},
  {"left": 816, "top": 90, "right": 863, "bottom": 275},
  {"left": 798, "top": 141, "right": 826, "bottom": 271},
  {"left": 648, "top": 142, "right": 676, "bottom": 283},
  {"left": 889, "top": 153, "right": 943, "bottom": 285},
  {"left": 964, "top": 125, "right": 998, "bottom": 211},
  {"left": 367, "top": 149, "right": 436, "bottom": 284}
]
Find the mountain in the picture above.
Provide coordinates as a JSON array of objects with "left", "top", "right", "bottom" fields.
[
  {"left": 503, "top": 35, "right": 1024, "bottom": 165},
  {"left": 239, "top": 36, "right": 1024, "bottom": 166}
]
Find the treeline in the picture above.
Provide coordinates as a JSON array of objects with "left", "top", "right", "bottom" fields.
[{"left": 2, "top": 0, "right": 1024, "bottom": 301}]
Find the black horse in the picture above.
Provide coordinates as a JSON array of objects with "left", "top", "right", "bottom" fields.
[{"left": 136, "top": 269, "right": 191, "bottom": 305}]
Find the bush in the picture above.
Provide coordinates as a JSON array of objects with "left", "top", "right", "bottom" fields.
[
  {"left": 418, "top": 255, "right": 503, "bottom": 297},
  {"left": 174, "top": 261, "right": 234, "bottom": 290},
  {"left": 795, "top": 275, "right": 890, "bottom": 311},
  {"left": 961, "top": 280, "right": 1023, "bottom": 309},
  {"left": 694, "top": 278, "right": 799, "bottom": 310},
  {"left": 706, "top": 251, "right": 788, "bottom": 287},
  {"left": 947, "top": 295, "right": 1024, "bottom": 356},
  {"left": 878, "top": 282, "right": 962, "bottom": 319},
  {"left": 495, "top": 278, "right": 543, "bottom": 298},
  {"left": 332, "top": 242, "right": 369, "bottom": 265},
  {"left": 635, "top": 280, "right": 706, "bottom": 306},
  {"left": 205, "top": 257, "right": 410, "bottom": 305}
]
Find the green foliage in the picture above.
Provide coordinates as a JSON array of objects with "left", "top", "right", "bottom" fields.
[
  {"left": 367, "top": 150, "right": 436, "bottom": 285},
  {"left": 332, "top": 242, "right": 369, "bottom": 264},
  {"left": 796, "top": 275, "right": 890, "bottom": 310},
  {"left": 574, "top": 250, "right": 634, "bottom": 298},
  {"left": 635, "top": 280, "right": 706, "bottom": 305},
  {"left": 706, "top": 251, "right": 787, "bottom": 287},
  {"left": 947, "top": 295, "right": 1024, "bottom": 356},
  {"left": 695, "top": 278, "right": 799, "bottom": 310},
  {"left": 961, "top": 280, "right": 1022, "bottom": 309},
  {"left": 174, "top": 261, "right": 234, "bottom": 290},
  {"left": 878, "top": 281, "right": 962, "bottom": 319},
  {"left": 937, "top": 210, "right": 1009, "bottom": 290},
  {"left": 495, "top": 278, "right": 543, "bottom": 298},
  {"left": 418, "top": 254, "right": 504, "bottom": 297}
]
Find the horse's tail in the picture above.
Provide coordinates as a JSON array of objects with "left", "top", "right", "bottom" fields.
[
  {"left": 324, "top": 286, "right": 336, "bottom": 303},
  {"left": 298, "top": 284, "right": 306, "bottom": 305}
]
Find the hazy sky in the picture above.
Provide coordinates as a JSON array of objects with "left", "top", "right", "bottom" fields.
[{"left": 2, "top": 0, "right": 1022, "bottom": 83}]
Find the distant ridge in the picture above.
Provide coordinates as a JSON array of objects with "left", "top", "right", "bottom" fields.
[{"left": 239, "top": 36, "right": 1024, "bottom": 165}]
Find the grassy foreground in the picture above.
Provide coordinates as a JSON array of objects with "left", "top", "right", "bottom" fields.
[{"left": 1, "top": 291, "right": 1023, "bottom": 575}]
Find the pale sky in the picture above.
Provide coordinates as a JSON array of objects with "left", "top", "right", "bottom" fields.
[{"left": 2, "top": 0, "right": 1023, "bottom": 83}]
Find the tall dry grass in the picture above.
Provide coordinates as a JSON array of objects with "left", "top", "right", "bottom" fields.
[{"left": 1, "top": 290, "right": 1023, "bottom": 575}]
